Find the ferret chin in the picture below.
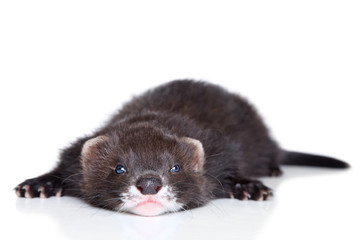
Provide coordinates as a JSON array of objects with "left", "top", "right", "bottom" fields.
[
  {"left": 15, "top": 80, "right": 349, "bottom": 216},
  {"left": 118, "top": 186, "right": 184, "bottom": 216}
]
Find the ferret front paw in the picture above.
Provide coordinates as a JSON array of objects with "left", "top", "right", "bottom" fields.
[
  {"left": 233, "top": 180, "right": 272, "bottom": 201},
  {"left": 15, "top": 174, "right": 63, "bottom": 198}
]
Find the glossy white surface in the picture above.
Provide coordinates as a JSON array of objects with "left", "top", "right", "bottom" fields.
[
  {"left": 2, "top": 167, "right": 358, "bottom": 240},
  {"left": 1, "top": 1, "right": 359, "bottom": 240}
]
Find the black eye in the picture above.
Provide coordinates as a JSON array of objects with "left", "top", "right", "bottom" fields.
[
  {"left": 170, "top": 164, "right": 180, "bottom": 173},
  {"left": 115, "top": 165, "right": 126, "bottom": 174}
]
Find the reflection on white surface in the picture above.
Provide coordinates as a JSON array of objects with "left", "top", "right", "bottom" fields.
[
  {"left": 11, "top": 167, "right": 355, "bottom": 240},
  {"left": 15, "top": 192, "right": 274, "bottom": 240}
]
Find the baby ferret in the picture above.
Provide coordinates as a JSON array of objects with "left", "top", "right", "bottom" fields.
[{"left": 15, "top": 80, "right": 349, "bottom": 216}]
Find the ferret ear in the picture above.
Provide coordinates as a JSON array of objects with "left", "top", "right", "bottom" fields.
[
  {"left": 81, "top": 135, "right": 109, "bottom": 166},
  {"left": 181, "top": 137, "right": 205, "bottom": 173}
]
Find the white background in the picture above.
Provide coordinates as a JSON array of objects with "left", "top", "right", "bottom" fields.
[{"left": 0, "top": 1, "right": 359, "bottom": 240}]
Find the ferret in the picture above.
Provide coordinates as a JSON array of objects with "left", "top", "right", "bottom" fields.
[{"left": 15, "top": 80, "right": 349, "bottom": 216}]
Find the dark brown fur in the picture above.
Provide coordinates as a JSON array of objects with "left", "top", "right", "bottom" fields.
[{"left": 15, "top": 80, "right": 348, "bottom": 214}]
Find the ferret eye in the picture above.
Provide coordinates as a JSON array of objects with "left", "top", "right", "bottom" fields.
[
  {"left": 170, "top": 164, "right": 180, "bottom": 173},
  {"left": 115, "top": 165, "right": 126, "bottom": 174}
]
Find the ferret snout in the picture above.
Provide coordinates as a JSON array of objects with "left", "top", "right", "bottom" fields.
[{"left": 136, "top": 176, "right": 162, "bottom": 195}]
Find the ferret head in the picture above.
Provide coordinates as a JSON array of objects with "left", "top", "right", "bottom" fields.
[{"left": 80, "top": 126, "right": 208, "bottom": 216}]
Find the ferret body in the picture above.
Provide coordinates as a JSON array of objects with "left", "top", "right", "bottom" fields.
[{"left": 16, "top": 80, "right": 348, "bottom": 216}]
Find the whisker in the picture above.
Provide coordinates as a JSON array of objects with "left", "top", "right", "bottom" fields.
[{"left": 205, "top": 153, "right": 223, "bottom": 159}]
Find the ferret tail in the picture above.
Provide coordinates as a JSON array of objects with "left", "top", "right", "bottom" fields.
[{"left": 281, "top": 151, "right": 350, "bottom": 169}]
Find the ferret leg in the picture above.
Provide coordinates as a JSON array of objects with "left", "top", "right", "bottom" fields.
[
  {"left": 232, "top": 178, "right": 272, "bottom": 201},
  {"left": 15, "top": 172, "right": 64, "bottom": 198}
]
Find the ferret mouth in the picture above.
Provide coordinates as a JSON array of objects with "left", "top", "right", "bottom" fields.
[
  {"left": 136, "top": 199, "right": 162, "bottom": 207},
  {"left": 119, "top": 186, "right": 183, "bottom": 216},
  {"left": 133, "top": 199, "right": 164, "bottom": 217}
]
